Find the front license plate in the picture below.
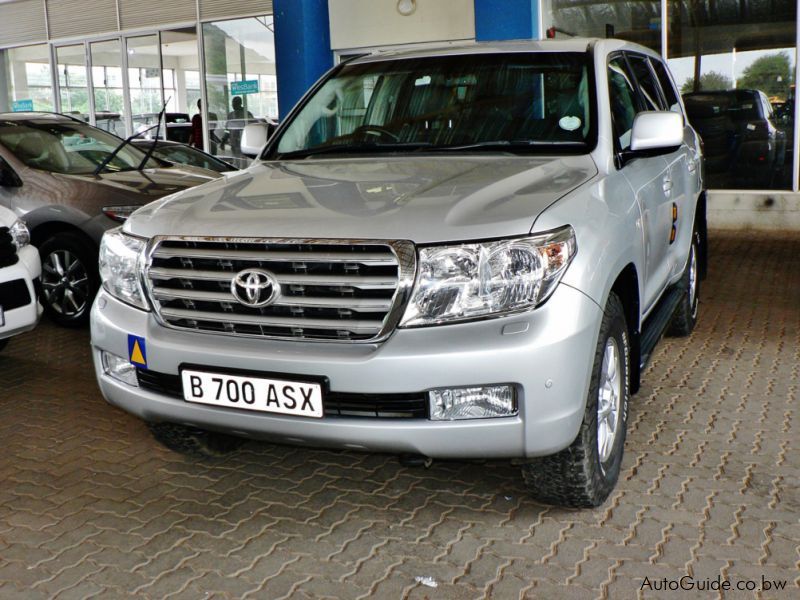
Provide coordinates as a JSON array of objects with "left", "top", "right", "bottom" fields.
[{"left": 181, "top": 370, "right": 324, "bottom": 418}]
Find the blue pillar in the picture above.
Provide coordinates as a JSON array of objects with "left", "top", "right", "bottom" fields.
[
  {"left": 474, "top": 0, "right": 540, "bottom": 41},
  {"left": 273, "top": 0, "right": 333, "bottom": 120}
]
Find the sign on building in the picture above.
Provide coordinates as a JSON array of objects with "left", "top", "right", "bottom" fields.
[
  {"left": 12, "top": 99, "right": 34, "bottom": 112},
  {"left": 231, "top": 80, "right": 259, "bottom": 95}
]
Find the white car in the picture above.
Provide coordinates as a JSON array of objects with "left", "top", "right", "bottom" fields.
[{"left": 0, "top": 206, "right": 41, "bottom": 352}]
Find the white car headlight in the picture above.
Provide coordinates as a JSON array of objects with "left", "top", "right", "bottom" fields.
[
  {"left": 99, "top": 228, "right": 149, "bottom": 310},
  {"left": 9, "top": 219, "right": 30, "bottom": 249},
  {"left": 400, "top": 226, "right": 576, "bottom": 327}
]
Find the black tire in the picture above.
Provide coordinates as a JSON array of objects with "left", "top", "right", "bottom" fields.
[
  {"left": 666, "top": 230, "right": 700, "bottom": 337},
  {"left": 521, "top": 293, "right": 630, "bottom": 508},
  {"left": 38, "top": 232, "right": 99, "bottom": 328},
  {"left": 148, "top": 422, "right": 244, "bottom": 458},
  {"left": 0, "top": 338, "right": 8, "bottom": 353}
]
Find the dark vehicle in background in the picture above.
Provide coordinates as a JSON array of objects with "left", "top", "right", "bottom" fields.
[
  {"left": 67, "top": 111, "right": 194, "bottom": 145},
  {"left": 683, "top": 89, "right": 787, "bottom": 188},
  {"left": 130, "top": 139, "right": 237, "bottom": 173},
  {"left": 0, "top": 112, "right": 219, "bottom": 327},
  {"left": 133, "top": 113, "right": 192, "bottom": 144}
]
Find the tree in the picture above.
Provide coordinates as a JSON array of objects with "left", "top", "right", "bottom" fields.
[
  {"left": 681, "top": 71, "right": 733, "bottom": 94},
  {"left": 737, "top": 52, "right": 793, "bottom": 99}
]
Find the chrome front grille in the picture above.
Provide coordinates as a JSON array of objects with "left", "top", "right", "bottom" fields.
[{"left": 144, "top": 237, "right": 416, "bottom": 342}]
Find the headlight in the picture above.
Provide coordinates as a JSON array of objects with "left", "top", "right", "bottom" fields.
[
  {"left": 102, "top": 205, "right": 142, "bottom": 223},
  {"left": 400, "top": 226, "right": 576, "bottom": 327},
  {"left": 9, "top": 219, "right": 30, "bottom": 249},
  {"left": 99, "top": 228, "right": 149, "bottom": 310}
]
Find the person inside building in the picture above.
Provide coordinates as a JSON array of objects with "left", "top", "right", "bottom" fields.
[
  {"left": 224, "top": 96, "right": 254, "bottom": 156},
  {"left": 188, "top": 99, "right": 221, "bottom": 154}
]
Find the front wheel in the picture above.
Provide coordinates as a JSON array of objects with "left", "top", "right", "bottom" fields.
[
  {"left": 39, "top": 232, "right": 99, "bottom": 328},
  {"left": 521, "top": 292, "right": 630, "bottom": 508}
]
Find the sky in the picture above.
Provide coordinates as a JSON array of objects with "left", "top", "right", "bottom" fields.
[{"left": 668, "top": 48, "right": 797, "bottom": 91}]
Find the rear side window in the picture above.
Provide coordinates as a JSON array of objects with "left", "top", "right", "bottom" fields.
[
  {"left": 650, "top": 59, "right": 681, "bottom": 113},
  {"left": 627, "top": 54, "right": 665, "bottom": 111},
  {"left": 607, "top": 56, "right": 638, "bottom": 151}
]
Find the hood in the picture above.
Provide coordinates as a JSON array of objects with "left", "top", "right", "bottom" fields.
[
  {"left": 57, "top": 165, "right": 217, "bottom": 202},
  {"left": 125, "top": 155, "right": 597, "bottom": 243},
  {"left": 26, "top": 165, "right": 220, "bottom": 220}
]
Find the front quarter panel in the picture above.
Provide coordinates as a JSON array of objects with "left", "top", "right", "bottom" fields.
[{"left": 533, "top": 173, "right": 644, "bottom": 319}]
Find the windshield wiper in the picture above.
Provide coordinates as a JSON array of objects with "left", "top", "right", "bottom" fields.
[
  {"left": 137, "top": 100, "right": 170, "bottom": 171},
  {"left": 92, "top": 121, "right": 161, "bottom": 176},
  {"left": 276, "top": 142, "right": 432, "bottom": 160}
]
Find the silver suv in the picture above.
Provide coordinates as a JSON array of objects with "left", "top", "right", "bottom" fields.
[{"left": 91, "top": 39, "right": 705, "bottom": 507}]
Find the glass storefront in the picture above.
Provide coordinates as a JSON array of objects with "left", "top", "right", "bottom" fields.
[
  {"left": 545, "top": 0, "right": 799, "bottom": 191},
  {"left": 1, "top": 13, "right": 275, "bottom": 170},
  {"left": 0, "top": 44, "right": 54, "bottom": 113},
  {"left": 127, "top": 34, "right": 163, "bottom": 135},
  {"left": 667, "top": 1, "right": 796, "bottom": 190},
  {"left": 90, "top": 39, "right": 125, "bottom": 137},
  {"left": 160, "top": 28, "right": 200, "bottom": 145},
  {"left": 56, "top": 44, "right": 89, "bottom": 117},
  {"left": 546, "top": 0, "right": 663, "bottom": 53},
  {"left": 203, "top": 16, "right": 278, "bottom": 166}
]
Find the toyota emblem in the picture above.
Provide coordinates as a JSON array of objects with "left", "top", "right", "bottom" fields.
[{"left": 231, "top": 269, "right": 280, "bottom": 307}]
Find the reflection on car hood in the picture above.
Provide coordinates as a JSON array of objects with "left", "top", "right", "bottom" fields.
[
  {"left": 57, "top": 166, "right": 218, "bottom": 200},
  {"left": 125, "top": 155, "right": 597, "bottom": 243}
]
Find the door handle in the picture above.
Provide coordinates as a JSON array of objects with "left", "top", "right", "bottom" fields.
[
  {"left": 687, "top": 160, "right": 697, "bottom": 174},
  {"left": 662, "top": 178, "right": 673, "bottom": 193}
]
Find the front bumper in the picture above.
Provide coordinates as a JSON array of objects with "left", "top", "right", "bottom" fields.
[
  {"left": 0, "top": 245, "right": 42, "bottom": 341},
  {"left": 91, "top": 283, "right": 602, "bottom": 459}
]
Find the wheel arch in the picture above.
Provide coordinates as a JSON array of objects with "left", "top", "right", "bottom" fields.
[
  {"left": 30, "top": 221, "right": 97, "bottom": 251},
  {"left": 609, "top": 263, "right": 642, "bottom": 393}
]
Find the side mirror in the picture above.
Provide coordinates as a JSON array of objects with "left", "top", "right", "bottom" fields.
[
  {"left": 240, "top": 123, "right": 269, "bottom": 159},
  {"left": 630, "top": 111, "right": 684, "bottom": 151}
]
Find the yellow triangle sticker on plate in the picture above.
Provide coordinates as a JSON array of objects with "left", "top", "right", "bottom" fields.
[
  {"left": 130, "top": 341, "right": 145, "bottom": 365},
  {"left": 127, "top": 334, "right": 147, "bottom": 367}
]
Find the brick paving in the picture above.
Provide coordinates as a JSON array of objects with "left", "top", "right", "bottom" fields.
[{"left": 0, "top": 231, "right": 798, "bottom": 599}]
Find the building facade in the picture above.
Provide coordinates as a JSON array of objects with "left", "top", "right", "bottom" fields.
[{"left": 0, "top": 0, "right": 797, "bottom": 202}]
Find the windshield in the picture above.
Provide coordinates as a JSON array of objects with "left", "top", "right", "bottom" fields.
[
  {"left": 271, "top": 52, "right": 595, "bottom": 159},
  {"left": 0, "top": 119, "right": 160, "bottom": 175}
]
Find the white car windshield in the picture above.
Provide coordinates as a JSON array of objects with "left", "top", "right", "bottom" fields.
[
  {"left": 0, "top": 119, "right": 160, "bottom": 175},
  {"left": 272, "top": 52, "right": 595, "bottom": 158}
]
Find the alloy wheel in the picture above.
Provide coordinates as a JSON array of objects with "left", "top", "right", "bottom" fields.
[
  {"left": 41, "top": 249, "right": 90, "bottom": 318},
  {"left": 597, "top": 337, "right": 622, "bottom": 470}
]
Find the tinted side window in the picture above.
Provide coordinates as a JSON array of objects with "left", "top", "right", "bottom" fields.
[
  {"left": 608, "top": 56, "right": 638, "bottom": 151},
  {"left": 650, "top": 59, "right": 681, "bottom": 113},
  {"left": 627, "top": 54, "right": 665, "bottom": 111}
]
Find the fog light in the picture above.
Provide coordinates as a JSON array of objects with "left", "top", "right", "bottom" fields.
[
  {"left": 428, "top": 385, "right": 516, "bottom": 420},
  {"left": 101, "top": 351, "right": 139, "bottom": 387}
]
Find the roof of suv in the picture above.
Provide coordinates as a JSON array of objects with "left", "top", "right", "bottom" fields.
[
  {"left": 348, "top": 38, "right": 661, "bottom": 65},
  {"left": 349, "top": 39, "right": 598, "bottom": 64}
]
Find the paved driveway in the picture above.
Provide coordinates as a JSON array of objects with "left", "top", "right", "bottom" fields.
[{"left": 0, "top": 232, "right": 798, "bottom": 599}]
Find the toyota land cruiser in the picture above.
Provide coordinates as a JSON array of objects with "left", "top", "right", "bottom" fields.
[{"left": 90, "top": 39, "right": 705, "bottom": 507}]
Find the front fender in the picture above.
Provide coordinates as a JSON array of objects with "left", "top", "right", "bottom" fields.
[
  {"left": 24, "top": 205, "right": 115, "bottom": 247},
  {"left": 532, "top": 175, "right": 644, "bottom": 321}
]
